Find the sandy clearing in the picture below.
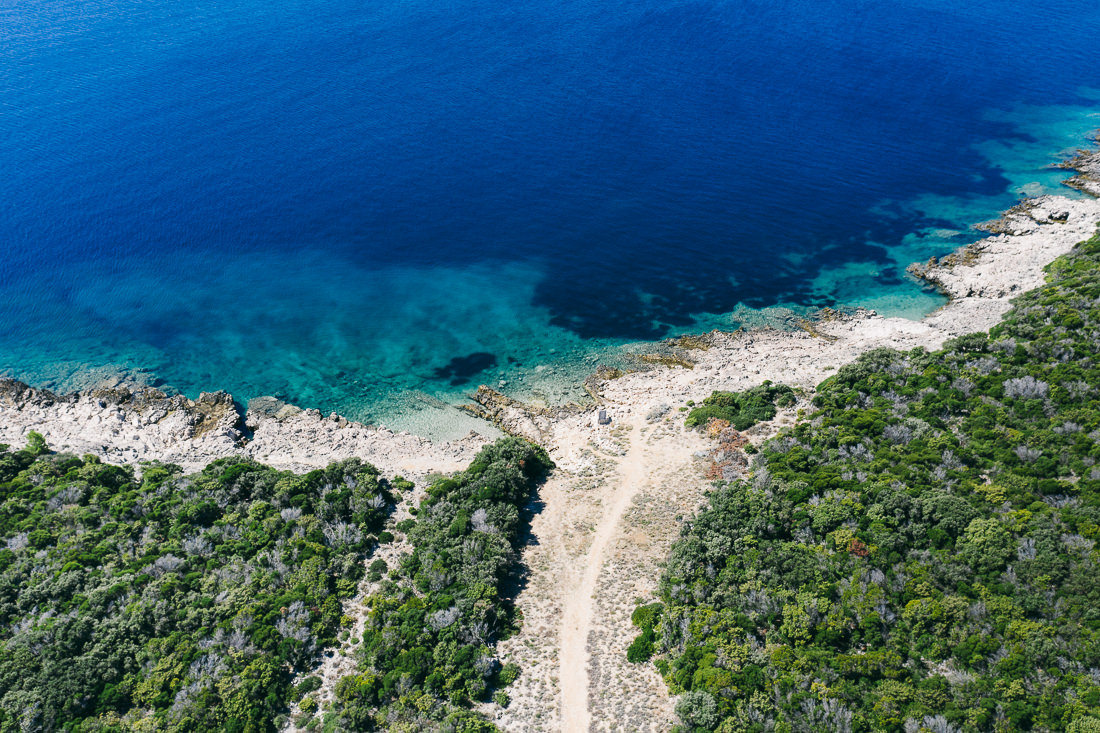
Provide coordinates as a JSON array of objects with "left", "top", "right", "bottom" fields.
[{"left": 490, "top": 410, "right": 710, "bottom": 732}]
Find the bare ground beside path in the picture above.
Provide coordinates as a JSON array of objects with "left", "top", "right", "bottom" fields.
[{"left": 492, "top": 413, "right": 712, "bottom": 731}]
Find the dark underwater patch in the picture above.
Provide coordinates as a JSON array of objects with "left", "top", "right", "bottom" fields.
[{"left": 433, "top": 352, "right": 498, "bottom": 385}]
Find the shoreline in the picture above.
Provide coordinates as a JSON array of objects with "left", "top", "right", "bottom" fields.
[
  {"left": 2, "top": 143, "right": 1100, "bottom": 481},
  {"left": 463, "top": 158, "right": 1100, "bottom": 458}
]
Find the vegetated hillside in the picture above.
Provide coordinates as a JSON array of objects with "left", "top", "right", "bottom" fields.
[
  {"left": 0, "top": 433, "right": 548, "bottom": 733},
  {"left": 329, "top": 438, "right": 552, "bottom": 732},
  {"left": 0, "top": 443, "right": 397, "bottom": 731},
  {"left": 641, "top": 232, "right": 1100, "bottom": 733}
]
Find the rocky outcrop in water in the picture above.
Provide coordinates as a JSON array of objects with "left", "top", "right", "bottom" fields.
[
  {"left": 1058, "top": 139, "right": 1100, "bottom": 196},
  {"left": 461, "top": 386, "right": 566, "bottom": 442}
]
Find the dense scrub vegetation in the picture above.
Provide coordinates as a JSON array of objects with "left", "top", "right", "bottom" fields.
[
  {"left": 0, "top": 434, "right": 548, "bottom": 732},
  {"left": 686, "top": 383, "right": 796, "bottom": 431},
  {"left": 0, "top": 441, "right": 395, "bottom": 731},
  {"left": 643, "top": 232, "right": 1100, "bottom": 732},
  {"left": 329, "top": 437, "right": 552, "bottom": 731}
]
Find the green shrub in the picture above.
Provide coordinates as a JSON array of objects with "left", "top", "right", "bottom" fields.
[
  {"left": 675, "top": 690, "right": 720, "bottom": 729},
  {"left": 328, "top": 438, "right": 551, "bottom": 728},
  {"left": 685, "top": 382, "right": 795, "bottom": 430},
  {"left": 498, "top": 662, "right": 521, "bottom": 687},
  {"left": 367, "top": 558, "right": 388, "bottom": 581},
  {"left": 631, "top": 602, "right": 663, "bottom": 629},
  {"left": 24, "top": 431, "right": 49, "bottom": 456},
  {"left": 293, "top": 676, "right": 323, "bottom": 701},
  {"left": 626, "top": 631, "right": 655, "bottom": 663}
]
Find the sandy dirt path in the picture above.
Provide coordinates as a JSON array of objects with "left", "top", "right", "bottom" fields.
[
  {"left": 491, "top": 410, "right": 711, "bottom": 732},
  {"left": 559, "top": 417, "right": 649, "bottom": 731}
]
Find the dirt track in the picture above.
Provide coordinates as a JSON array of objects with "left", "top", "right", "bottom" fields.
[{"left": 494, "top": 413, "right": 710, "bottom": 731}]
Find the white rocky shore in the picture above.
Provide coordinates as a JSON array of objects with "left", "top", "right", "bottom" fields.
[
  {"left": 470, "top": 188, "right": 1100, "bottom": 452},
  {"left": 0, "top": 384, "right": 486, "bottom": 481},
  {"left": 1, "top": 143, "right": 1099, "bottom": 732}
]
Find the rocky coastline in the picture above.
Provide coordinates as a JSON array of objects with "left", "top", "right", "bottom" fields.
[
  {"left": 0, "top": 379, "right": 484, "bottom": 480},
  {"left": 2, "top": 141, "right": 1100, "bottom": 483}
]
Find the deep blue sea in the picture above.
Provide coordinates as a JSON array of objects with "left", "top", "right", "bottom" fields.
[{"left": 2, "top": 0, "right": 1099, "bottom": 437}]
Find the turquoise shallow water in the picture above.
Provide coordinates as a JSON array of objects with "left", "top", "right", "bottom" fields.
[{"left": 1, "top": 0, "right": 1099, "bottom": 438}]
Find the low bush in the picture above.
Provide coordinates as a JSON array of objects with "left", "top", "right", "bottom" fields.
[{"left": 685, "top": 382, "right": 795, "bottom": 430}]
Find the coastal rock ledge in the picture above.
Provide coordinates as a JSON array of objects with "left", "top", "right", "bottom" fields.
[{"left": 0, "top": 379, "right": 485, "bottom": 480}]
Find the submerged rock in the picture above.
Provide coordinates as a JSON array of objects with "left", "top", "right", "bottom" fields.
[{"left": 432, "top": 352, "right": 498, "bottom": 385}]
